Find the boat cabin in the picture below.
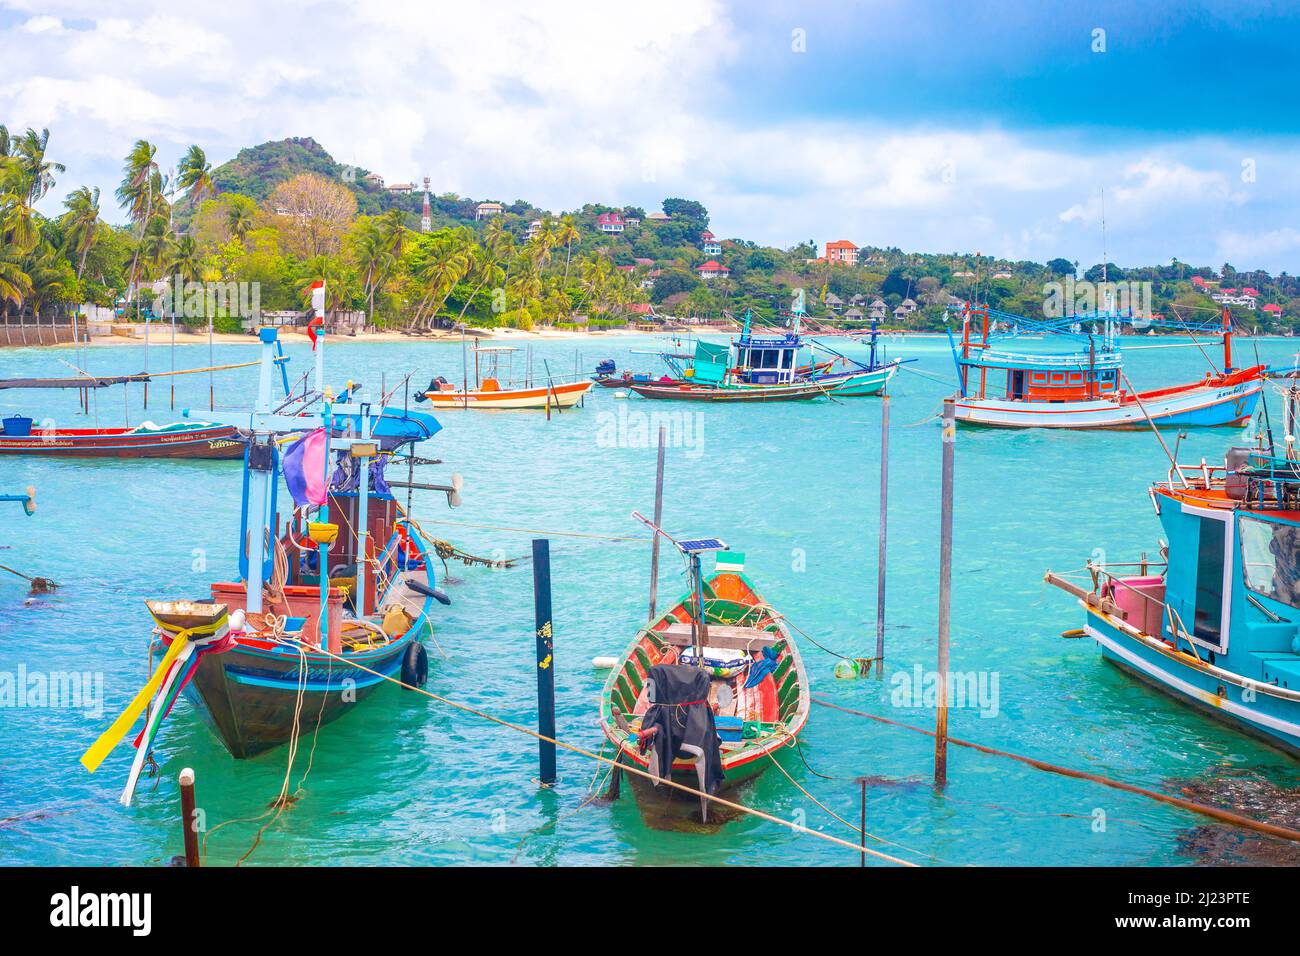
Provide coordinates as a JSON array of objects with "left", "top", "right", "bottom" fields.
[
  {"left": 729, "top": 332, "right": 801, "bottom": 385},
  {"left": 960, "top": 348, "right": 1122, "bottom": 403}
]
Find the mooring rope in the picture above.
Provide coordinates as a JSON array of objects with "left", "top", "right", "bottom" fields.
[
  {"left": 812, "top": 697, "right": 1300, "bottom": 843},
  {"left": 272, "top": 637, "right": 916, "bottom": 865},
  {"left": 417, "top": 517, "right": 648, "bottom": 543}
]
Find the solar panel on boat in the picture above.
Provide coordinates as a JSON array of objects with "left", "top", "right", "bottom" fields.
[{"left": 677, "top": 537, "right": 728, "bottom": 554}]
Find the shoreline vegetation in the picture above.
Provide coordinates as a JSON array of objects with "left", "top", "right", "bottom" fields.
[{"left": 3, "top": 128, "right": 1299, "bottom": 352}]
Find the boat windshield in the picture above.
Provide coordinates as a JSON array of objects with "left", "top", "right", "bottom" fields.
[{"left": 1239, "top": 514, "right": 1300, "bottom": 609}]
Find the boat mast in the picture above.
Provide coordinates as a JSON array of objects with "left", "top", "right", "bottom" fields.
[{"left": 1222, "top": 306, "right": 1234, "bottom": 373}]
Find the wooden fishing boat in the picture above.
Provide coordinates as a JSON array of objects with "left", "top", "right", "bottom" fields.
[
  {"left": 83, "top": 325, "right": 458, "bottom": 797},
  {"left": 417, "top": 345, "right": 594, "bottom": 410},
  {"left": 628, "top": 379, "right": 831, "bottom": 402},
  {"left": 952, "top": 303, "right": 1264, "bottom": 429},
  {"left": 0, "top": 421, "right": 243, "bottom": 458},
  {"left": 1046, "top": 438, "right": 1300, "bottom": 757},
  {"left": 636, "top": 308, "right": 905, "bottom": 402},
  {"left": 600, "top": 528, "right": 809, "bottom": 819},
  {"left": 421, "top": 378, "right": 593, "bottom": 409}
]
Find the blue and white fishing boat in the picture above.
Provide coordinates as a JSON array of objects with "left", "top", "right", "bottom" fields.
[
  {"left": 951, "top": 303, "right": 1264, "bottom": 429},
  {"left": 1047, "top": 442, "right": 1300, "bottom": 756},
  {"left": 633, "top": 304, "right": 906, "bottom": 401}
]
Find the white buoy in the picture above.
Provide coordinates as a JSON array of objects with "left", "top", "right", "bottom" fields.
[
  {"left": 613, "top": 391, "right": 629, "bottom": 399},
  {"left": 592, "top": 656, "right": 618, "bottom": 669}
]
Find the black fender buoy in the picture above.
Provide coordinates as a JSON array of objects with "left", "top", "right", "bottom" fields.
[{"left": 401, "top": 642, "right": 428, "bottom": 689}]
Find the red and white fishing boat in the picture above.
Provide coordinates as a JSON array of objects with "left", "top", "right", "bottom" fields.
[
  {"left": 416, "top": 346, "right": 593, "bottom": 410},
  {"left": 0, "top": 420, "right": 243, "bottom": 458},
  {"left": 951, "top": 304, "right": 1264, "bottom": 430}
]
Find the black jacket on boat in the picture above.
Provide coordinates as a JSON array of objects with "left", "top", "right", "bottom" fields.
[{"left": 639, "top": 664, "right": 724, "bottom": 795}]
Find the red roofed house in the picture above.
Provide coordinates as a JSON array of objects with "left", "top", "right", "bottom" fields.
[
  {"left": 1191, "top": 276, "right": 1209, "bottom": 289},
  {"left": 696, "top": 260, "right": 730, "bottom": 280},
  {"left": 1263, "top": 303, "right": 1284, "bottom": 315},
  {"left": 701, "top": 230, "right": 721, "bottom": 255},
  {"left": 825, "top": 240, "right": 859, "bottom": 266},
  {"left": 1242, "top": 287, "right": 1260, "bottom": 297},
  {"left": 596, "top": 212, "right": 625, "bottom": 233},
  {"left": 616, "top": 264, "right": 634, "bottom": 273}
]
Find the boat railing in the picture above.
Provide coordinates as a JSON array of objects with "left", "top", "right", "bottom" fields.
[
  {"left": 962, "top": 348, "right": 1122, "bottom": 369},
  {"left": 1091, "top": 561, "right": 1170, "bottom": 639},
  {"left": 1167, "top": 459, "right": 1228, "bottom": 490}
]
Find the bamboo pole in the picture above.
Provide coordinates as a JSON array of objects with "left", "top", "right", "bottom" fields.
[
  {"left": 935, "top": 396, "right": 954, "bottom": 788},
  {"left": 875, "top": 392, "right": 890, "bottom": 669},
  {"left": 648, "top": 425, "right": 666, "bottom": 621},
  {"left": 178, "top": 767, "right": 200, "bottom": 867}
]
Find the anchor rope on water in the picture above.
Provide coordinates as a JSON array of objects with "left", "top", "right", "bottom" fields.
[
  {"left": 266, "top": 635, "right": 917, "bottom": 865},
  {"left": 762, "top": 743, "right": 955, "bottom": 865},
  {"left": 812, "top": 697, "right": 1300, "bottom": 844}
]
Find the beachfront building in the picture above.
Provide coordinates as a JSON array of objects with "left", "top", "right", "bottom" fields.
[
  {"left": 597, "top": 212, "right": 625, "bottom": 233},
  {"left": 701, "top": 230, "right": 721, "bottom": 255},
  {"left": 527, "top": 219, "right": 543, "bottom": 239},
  {"left": 869, "top": 298, "right": 887, "bottom": 320},
  {"left": 363, "top": 172, "right": 385, "bottom": 188},
  {"left": 646, "top": 211, "right": 670, "bottom": 222},
  {"left": 696, "top": 260, "right": 731, "bottom": 280},
  {"left": 824, "top": 292, "right": 844, "bottom": 313},
  {"left": 476, "top": 202, "right": 504, "bottom": 220},
  {"left": 387, "top": 182, "right": 415, "bottom": 194},
  {"left": 1212, "top": 288, "right": 1259, "bottom": 310},
  {"left": 825, "top": 239, "right": 859, "bottom": 266}
]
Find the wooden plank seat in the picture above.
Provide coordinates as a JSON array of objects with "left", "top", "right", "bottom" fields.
[{"left": 659, "top": 622, "right": 780, "bottom": 651}]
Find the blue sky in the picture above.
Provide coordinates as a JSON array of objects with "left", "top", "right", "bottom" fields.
[{"left": 3, "top": 0, "right": 1298, "bottom": 272}]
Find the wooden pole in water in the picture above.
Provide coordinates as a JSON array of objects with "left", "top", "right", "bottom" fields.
[
  {"left": 178, "top": 767, "right": 200, "bottom": 867},
  {"left": 875, "top": 392, "right": 890, "bottom": 669},
  {"left": 648, "top": 425, "right": 666, "bottom": 622},
  {"left": 532, "top": 538, "right": 557, "bottom": 785},
  {"left": 858, "top": 777, "right": 867, "bottom": 866},
  {"left": 935, "top": 397, "right": 954, "bottom": 788}
]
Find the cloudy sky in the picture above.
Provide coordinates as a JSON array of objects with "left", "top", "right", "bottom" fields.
[{"left": 3, "top": 0, "right": 1298, "bottom": 271}]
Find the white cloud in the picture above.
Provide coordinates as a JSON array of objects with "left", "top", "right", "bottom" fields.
[
  {"left": 1216, "top": 227, "right": 1300, "bottom": 265},
  {"left": 1, "top": 1, "right": 1298, "bottom": 271}
]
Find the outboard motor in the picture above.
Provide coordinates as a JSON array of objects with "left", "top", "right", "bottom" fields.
[
  {"left": 413, "top": 377, "right": 448, "bottom": 403},
  {"left": 595, "top": 359, "right": 617, "bottom": 377},
  {"left": 1225, "top": 446, "right": 1253, "bottom": 500}
]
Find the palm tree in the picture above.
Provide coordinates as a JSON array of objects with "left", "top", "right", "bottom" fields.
[
  {"left": 14, "top": 128, "right": 63, "bottom": 206},
  {"left": 451, "top": 221, "right": 511, "bottom": 327},
  {"left": 177, "top": 145, "right": 214, "bottom": 220},
  {"left": 225, "top": 195, "right": 255, "bottom": 242},
  {"left": 0, "top": 246, "right": 32, "bottom": 315},
  {"left": 508, "top": 256, "right": 543, "bottom": 329},
  {"left": 556, "top": 214, "right": 580, "bottom": 286},
  {"left": 168, "top": 234, "right": 203, "bottom": 283},
  {"left": 411, "top": 233, "right": 472, "bottom": 330},
  {"left": 62, "top": 186, "right": 101, "bottom": 279},
  {"left": 117, "top": 139, "right": 159, "bottom": 312}
]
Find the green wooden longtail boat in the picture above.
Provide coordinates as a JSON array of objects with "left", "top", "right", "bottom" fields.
[{"left": 599, "top": 550, "right": 810, "bottom": 817}]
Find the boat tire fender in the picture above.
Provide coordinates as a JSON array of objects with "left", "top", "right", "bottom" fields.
[{"left": 401, "top": 642, "right": 429, "bottom": 690}]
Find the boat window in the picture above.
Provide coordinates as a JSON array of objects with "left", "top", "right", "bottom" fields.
[
  {"left": 1193, "top": 517, "right": 1225, "bottom": 643},
  {"left": 781, "top": 349, "right": 793, "bottom": 368},
  {"left": 1239, "top": 515, "right": 1300, "bottom": 609}
]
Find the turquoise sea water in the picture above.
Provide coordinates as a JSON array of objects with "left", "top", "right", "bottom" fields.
[{"left": 1, "top": 332, "right": 1298, "bottom": 867}]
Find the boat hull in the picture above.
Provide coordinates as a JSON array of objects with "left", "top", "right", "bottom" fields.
[
  {"left": 0, "top": 424, "right": 244, "bottom": 458},
  {"left": 817, "top": 364, "right": 897, "bottom": 397},
  {"left": 955, "top": 376, "right": 1262, "bottom": 429},
  {"left": 1085, "top": 608, "right": 1300, "bottom": 757},
  {"left": 628, "top": 381, "right": 829, "bottom": 402},
  {"left": 421, "top": 380, "right": 593, "bottom": 409},
  {"left": 599, "top": 568, "right": 811, "bottom": 815},
  {"left": 181, "top": 626, "right": 426, "bottom": 758}
]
